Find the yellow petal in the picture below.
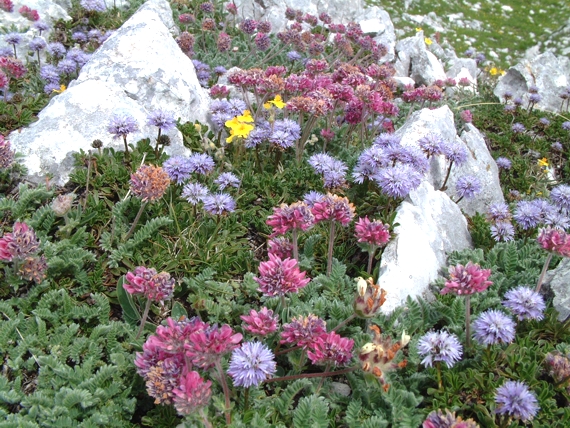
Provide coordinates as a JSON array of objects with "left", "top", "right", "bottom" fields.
[
  {"left": 424, "top": 37, "right": 432, "bottom": 45},
  {"left": 225, "top": 117, "right": 240, "bottom": 128},
  {"left": 270, "top": 94, "right": 286, "bottom": 109}
]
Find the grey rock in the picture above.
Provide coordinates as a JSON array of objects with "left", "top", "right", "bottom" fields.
[
  {"left": 494, "top": 52, "right": 570, "bottom": 113},
  {"left": 542, "top": 258, "right": 570, "bottom": 321},
  {"left": 397, "top": 107, "right": 504, "bottom": 216},
  {"left": 378, "top": 181, "right": 472, "bottom": 314},
  {"left": 394, "top": 31, "right": 446, "bottom": 85},
  {"left": 447, "top": 58, "right": 478, "bottom": 82},
  {"left": 330, "top": 382, "right": 351, "bottom": 396},
  {"left": 9, "top": 0, "right": 209, "bottom": 186}
]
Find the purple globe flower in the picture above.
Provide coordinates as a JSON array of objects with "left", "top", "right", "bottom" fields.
[
  {"left": 503, "top": 286, "right": 545, "bottom": 321},
  {"left": 181, "top": 182, "right": 209, "bottom": 205},
  {"left": 227, "top": 341, "right": 276, "bottom": 387},
  {"left": 562, "top": 121, "right": 570, "bottom": 131},
  {"left": 33, "top": 21, "right": 50, "bottom": 33},
  {"left": 551, "top": 184, "right": 570, "bottom": 211},
  {"left": 443, "top": 142, "right": 468, "bottom": 165},
  {"left": 374, "top": 164, "right": 423, "bottom": 199},
  {"left": 494, "top": 381, "right": 539, "bottom": 422},
  {"left": 511, "top": 123, "right": 526, "bottom": 133},
  {"left": 5, "top": 33, "right": 22, "bottom": 46},
  {"left": 495, "top": 157, "right": 512, "bottom": 169},
  {"left": 40, "top": 64, "right": 60, "bottom": 84},
  {"left": 287, "top": 51, "right": 302, "bottom": 62},
  {"left": 551, "top": 141, "right": 563, "bottom": 151},
  {"left": 472, "top": 309, "right": 516, "bottom": 346},
  {"left": 72, "top": 32, "right": 87, "bottom": 43},
  {"left": 490, "top": 222, "right": 515, "bottom": 242},
  {"left": 455, "top": 175, "right": 482, "bottom": 200},
  {"left": 80, "top": 0, "right": 106, "bottom": 12},
  {"left": 188, "top": 153, "right": 215, "bottom": 175},
  {"left": 417, "top": 330, "right": 463, "bottom": 368},
  {"left": 513, "top": 200, "right": 542, "bottom": 230},
  {"left": 373, "top": 133, "right": 401, "bottom": 147},
  {"left": 487, "top": 202, "right": 511, "bottom": 223},
  {"left": 108, "top": 113, "right": 139, "bottom": 139},
  {"left": 66, "top": 48, "right": 90, "bottom": 67},
  {"left": 244, "top": 124, "right": 271, "bottom": 148},
  {"left": 418, "top": 133, "right": 446, "bottom": 157},
  {"left": 303, "top": 191, "right": 325, "bottom": 208},
  {"left": 203, "top": 192, "right": 236, "bottom": 215},
  {"left": 214, "top": 172, "right": 240, "bottom": 190},
  {"left": 28, "top": 37, "right": 47, "bottom": 52},
  {"left": 147, "top": 109, "right": 176, "bottom": 133},
  {"left": 57, "top": 59, "right": 77, "bottom": 75},
  {"left": 47, "top": 42, "right": 66, "bottom": 58},
  {"left": 163, "top": 156, "right": 193, "bottom": 184}
]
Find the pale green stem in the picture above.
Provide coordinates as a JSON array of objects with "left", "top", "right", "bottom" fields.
[
  {"left": 465, "top": 295, "right": 471, "bottom": 349},
  {"left": 215, "top": 360, "right": 232, "bottom": 425},
  {"left": 326, "top": 221, "right": 336, "bottom": 276},
  {"left": 536, "top": 253, "right": 553, "bottom": 292},
  {"left": 136, "top": 298, "right": 152, "bottom": 339},
  {"left": 124, "top": 201, "right": 148, "bottom": 241}
]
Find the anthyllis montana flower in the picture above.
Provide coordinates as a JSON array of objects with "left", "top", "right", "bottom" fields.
[
  {"left": 307, "top": 331, "right": 354, "bottom": 367},
  {"left": 441, "top": 262, "right": 492, "bottom": 296},
  {"left": 254, "top": 253, "right": 310, "bottom": 297},
  {"left": 227, "top": 341, "right": 276, "bottom": 387},
  {"left": 422, "top": 409, "right": 479, "bottom": 428},
  {"left": 241, "top": 307, "right": 279, "bottom": 336},
  {"left": 494, "top": 380, "right": 539, "bottom": 422},
  {"left": 472, "top": 309, "right": 516, "bottom": 346},
  {"left": 130, "top": 165, "right": 170, "bottom": 203},
  {"left": 172, "top": 370, "right": 212, "bottom": 416},
  {"left": 0, "top": 222, "right": 40, "bottom": 261},
  {"left": 280, "top": 314, "right": 327, "bottom": 349},
  {"left": 537, "top": 226, "right": 570, "bottom": 257},
  {"left": 266, "top": 201, "right": 314, "bottom": 236},
  {"left": 124, "top": 266, "right": 176, "bottom": 302},
  {"left": 502, "top": 286, "right": 545, "bottom": 321},
  {"left": 417, "top": 330, "right": 463, "bottom": 368},
  {"left": 185, "top": 323, "right": 242, "bottom": 369}
]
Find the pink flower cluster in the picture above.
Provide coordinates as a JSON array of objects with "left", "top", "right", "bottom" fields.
[
  {"left": 267, "top": 236, "right": 293, "bottom": 259},
  {"left": 124, "top": 266, "right": 176, "bottom": 302},
  {"left": 537, "top": 227, "right": 570, "bottom": 257},
  {"left": 0, "top": 0, "right": 13, "bottom": 12},
  {"left": 440, "top": 262, "right": 493, "bottom": 296},
  {"left": 311, "top": 193, "right": 355, "bottom": 226},
  {"left": 18, "top": 5, "right": 40, "bottom": 21},
  {"left": 354, "top": 216, "right": 390, "bottom": 248},
  {"left": 266, "top": 201, "right": 314, "bottom": 236},
  {"left": 0, "top": 57, "right": 28, "bottom": 79},
  {"left": 0, "top": 222, "right": 40, "bottom": 261},
  {"left": 241, "top": 307, "right": 279, "bottom": 336},
  {"left": 280, "top": 314, "right": 354, "bottom": 366},
  {"left": 135, "top": 317, "right": 242, "bottom": 409},
  {"left": 254, "top": 253, "right": 310, "bottom": 297}
]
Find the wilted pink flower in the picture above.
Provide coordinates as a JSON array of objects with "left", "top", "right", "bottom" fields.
[
  {"left": 266, "top": 201, "right": 314, "bottom": 236},
  {"left": 19, "top": 255, "right": 47, "bottom": 283},
  {"left": 254, "top": 253, "right": 310, "bottom": 297},
  {"left": 0, "top": 222, "right": 40, "bottom": 261},
  {"left": 241, "top": 307, "right": 279, "bottom": 336},
  {"left": 537, "top": 227, "right": 570, "bottom": 257},
  {"left": 267, "top": 236, "right": 293, "bottom": 259},
  {"left": 311, "top": 193, "right": 355, "bottom": 226},
  {"left": 354, "top": 277, "right": 387, "bottom": 318},
  {"left": 124, "top": 266, "right": 176, "bottom": 302},
  {"left": 440, "top": 262, "right": 492, "bottom": 296},
  {"left": 130, "top": 165, "right": 170, "bottom": 203},
  {"left": 178, "top": 13, "right": 195, "bottom": 24},
  {"left": 0, "top": 135, "right": 15, "bottom": 169},
  {"left": 172, "top": 370, "right": 212, "bottom": 415},
  {"left": 281, "top": 314, "right": 327, "bottom": 348},
  {"left": 307, "top": 331, "right": 354, "bottom": 366},
  {"left": 460, "top": 109, "right": 473, "bottom": 123},
  {"left": 354, "top": 217, "right": 390, "bottom": 248},
  {"left": 184, "top": 324, "right": 242, "bottom": 369}
]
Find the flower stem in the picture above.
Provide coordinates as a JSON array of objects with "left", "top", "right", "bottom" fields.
[
  {"left": 264, "top": 366, "right": 359, "bottom": 383},
  {"left": 292, "top": 228, "right": 299, "bottom": 262},
  {"left": 215, "top": 360, "right": 232, "bottom": 425},
  {"left": 136, "top": 298, "right": 152, "bottom": 339},
  {"left": 326, "top": 221, "right": 336, "bottom": 276},
  {"left": 465, "top": 295, "right": 471, "bottom": 349},
  {"left": 436, "top": 361, "right": 443, "bottom": 390},
  {"left": 315, "top": 363, "right": 331, "bottom": 394},
  {"left": 366, "top": 247, "right": 377, "bottom": 275},
  {"left": 536, "top": 252, "right": 553, "bottom": 292},
  {"left": 124, "top": 201, "right": 148, "bottom": 241},
  {"left": 332, "top": 313, "right": 357, "bottom": 332},
  {"left": 199, "top": 408, "right": 213, "bottom": 428},
  {"left": 440, "top": 161, "right": 454, "bottom": 191}
]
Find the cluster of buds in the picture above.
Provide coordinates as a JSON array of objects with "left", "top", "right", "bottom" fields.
[
  {"left": 354, "top": 276, "right": 387, "bottom": 318},
  {"left": 545, "top": 351, "right": 570, "bottom": 393},
  {"left": 359, "top": 325, "right": 410, "bottom": 391}
]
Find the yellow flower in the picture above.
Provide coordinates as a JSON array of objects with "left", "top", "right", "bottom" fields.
[
  {"left": 237, "top": 110, "right": 254, "bottom": 123},
  {"left": 538, "top": 158, "right": 549, "bottom": 167},
  {"left": 225, "top": 116, "right": 241, "bottom": 128},
  {"left": 226, "top": 122, "right": 254, "bottom": 143},
  {"left": 264, "top": 95, "right": 286, "bottom": 109},
  {"left": 424, "top": 37, "right": 432, "bottom": 46},
  {"left": 194, "top": 123, "right": 202, "bottom": 132},
  {"left": 500, "top": 70, "right": 506, "bottom": 76},
  {"left": 415, "top": 27, "right": 422, "bottom": 32},
  {"left": 52, "top": 84, "right": 66, "bottom": 93},
  {"left": 489, "top": 67, "right": 499, "bottom": 76}
]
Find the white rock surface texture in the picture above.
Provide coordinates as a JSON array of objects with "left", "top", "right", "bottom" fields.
[{"left": 394, "top": 31, "right": 446, "bottom": 85}]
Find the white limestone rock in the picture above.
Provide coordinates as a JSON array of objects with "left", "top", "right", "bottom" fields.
[
  {"left": 394, "top": 32, "right": 446, "bottom": 85},
  {"left": 378, "top": 181, "right": 472, "bottom": 314},
  {"left": 543, "top": 258, "right": 570, "bottom": 321}
]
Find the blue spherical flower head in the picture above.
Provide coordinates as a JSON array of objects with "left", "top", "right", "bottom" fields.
[
  {"left": 418, "top": 133, "right": 446, "bottom": 157},
  {"left": 487, "top": 202, "right": 511, "bottom": 223},
  {"left": 181, "top": 182, "right": 209, "bottom": 205},
  {"left": 29, "top": 38, "right": 47, "bottom": 52},
  {"left": 513, "top": 200, "right": 542, "bottom": 230},
  {"left": 551, "top": 184, "right": 570, "bottom": 211},
  {"left": 57, "top": 59, "right": 77, "bottom": 75},
  {"left": 203, "top": 193, "right": 236, "bottom": 215},
  {"left": 227, "top": 341, "right": 276, "bottom": 387},
  {"left": 163, "top": 156, "right": 193, "bottom": 184},
  {"left": 40, "top": 64, "right": 60, "bottom": 84},
  {"left": 108, "top": 113, "right": 139, "bottom": 139},
  {"left": 455, "top": 175, "right": 482, "bottom": 200},
  {"left": 490, "top": 222, "right": 515, "bottom": 242},
  {"left": 47, "top": 42, "right": 66, "bottom": 58},
  {"left": 417, "top": 330, "right": 463, "bottom": 368},
  {"left": 147, "top": 109, "right": 176, "bottom": 134},
  {"left": 214, "top": 172, "right": 240, "bottom": 190},
  {"left": 495, "top": 157, "right": 511, "bottom": 170},
  {"left": 511, "top": 122, "right": 526, "bottom": 133},
  {"left": 188, "top": 153, "right": 215, "bottom": 176},
  {"left": 287, "top": 51, "right": 302, "bottom": 62},
  {"left": 495, "top": 380, "right": 539, "bottom": 422},
  {"left": 472, "top": 309, "right": 516, "bottom": 346},
  {"left": 66, "top": 48, "right": 90, "bottom": 67},
  {"left": 5, "top": 33, "right": 22, "bottom": 46},
  {"left": 503, "top": 286, "right": 545, "bottom": 321},
  {"left": 374, "top": 164, "right": 422, "bottom": 199},
  {"left": 303, "top": 191, "right": 325, "bottom": 208},
  {"left": 442, "top": 142, "right": 468, "bottom": 165}
]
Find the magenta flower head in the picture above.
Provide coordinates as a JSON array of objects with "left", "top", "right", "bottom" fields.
[
  {"left": 441, "top": 262, "right": 492, "bottom": 296},
  {"left": 423, "top": 409, "right": 479, "bottom": 428},
  {"left": 417, "top": 330, "right": 463, "bottom": 368},
  {"left": 307, "top": 331, "right": 354, "bottom": 366},
  {"left": 0, "top": 136, "right": 15, "bottom": 169},
  {"left": 311, "top": 193, "right": 355, "bottom": 226},
  {"left": 537, "top": 226, "right": 570, "bottom": 257},
  {"left": 185, "top": 324, "right": 242, "bottom": 369},
  {"left": 172, "top": 370, "right": 212, "bottom": 415},
  {"left": 503, "top": 286, "right": 545, "bottom": 321},
  {"left": 227, "top": 341, "right": 277, "bottom": 387},
  {"left": 0, "top": 222, "right": 40, "bottom": 261},
  {"left": 266, "top": 201, "right": 314, "bottom": 236},
  {"left": 267, "top": 237, "right": 293, "bottom": 259},
  {"left": 472, "top": 309, "right": 516, "bottom": 346},
  {"left": 460, "top": 109, "right": 473, "bottom": 123},
  {"left": 354, "top": 216, "right": 390, "bottom": 248},
  {"left": 281, "top": 314, "right": 327, "bottom": 348},
  {"left": 130, "top": 165, "right": 170, "bottom": 203},
  {"left": 153, "top": 316, "right": 208, "bottom": 354},
  {"left": 494, "top": 380, "right": 539, "bottom": 422},
  {"left": 124, "top": 266, "right": 176, "bottom": 302},
  {"left": 254, "top": 253, "right": 310, "bottom": 297},
  {"left": 241, "top": 307, "right": 279, "bottom": 336}
]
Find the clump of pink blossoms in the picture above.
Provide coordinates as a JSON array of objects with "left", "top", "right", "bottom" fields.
[
  {"left": 254, "top": 253, "right": 310, "bottom": 297},
  {"left": 537, "top": 226, "right": 570, "bottom": 257},
  {"left": 440, "top": 262, "right": 492, "bottom": 296},
  {"left": 124, "top": 266, "right": 175, "bottom": 302}
]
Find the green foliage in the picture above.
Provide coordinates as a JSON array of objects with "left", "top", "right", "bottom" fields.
[{"left": 292, "top": 395, "right": 329, "bottom": 428}]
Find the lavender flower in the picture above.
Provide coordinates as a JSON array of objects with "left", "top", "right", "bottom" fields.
[
  {"left": 287, "top": 51, "right": 302, "bottom": 62},
  {"left": 551, "top": 184, "right": 570, "bottom": 211},
  {"left": 552, "top": 141, "right": 563, "bottom": 151},
  {"left": 39, "top": 64, "right": 59, "bottom": 84},
  {"left": 423, "top": 409, "right": 479, "bottom": 428},
  {"left": 203, "top": 193, "right": 236, "bottom": 215},
  {"left": 562, "top": 121, "right": 570, "bottom": 131},
  {"left": 244, "top": 124, "right": 271, "bottom": 148},
  {"left": 490, "top": 222, "right": 515, "bottom": 242},
  {"left": 5, "top": 33, "right": 22, "bottom": 46},
  {"left": 33, "top": 21, "right": 49, "bottom": 33},
  {"left": 494, "top": 381, "right": 539, "bottom": 422},
  {"left": 28, "top": 37, "right": 46, "bottom": 52},
  {"left": 495, "top": 157, "right": 512, "bottom": 169},
  {"left": 503, "top": 286, "right": 545, "bottom": 321},
  {"left": 513, "top": 200, "right": 542, "bottom": 229},
  {"left": 57, "top": 59, "right": 77, "bottom": 75},
  {"left": 417, "top": 331, "right": 463, "bottom": 368},
  {"left": 472, "top": 309, "right": 516, "bottom": 346},
  {"left": 418, "top": 133, "right": 446, "bottom": 157},
  {"left": 213, "top": 65, "right": 227, "bottom": 76},
  {"left": 455, "top": 175, "right": 482, "bottom": 200},
  {"left": 487, "top": 202, "right": 511, "bottom": 223},
  {"left": 147, "top": 109, "right": 176, "bottom": 133},
  {"left": 66, "top": 48, "right": 90, "bottom": 67},
  {"left": 163, "top": 156, "right": 193, "bottom": 184},
  {"left": 303, "top": 191, "right": 325, "bottom": 208},
  {"left": 72, "top": 32, "right": 87, "bottom": 43},
  {"left": 511, "top": 123, "right": 526, "bottom": 133},
  {"left": 214, "top": 172, "right": 240, "bottom": 190},
  {"left": 80, "top": 0, "right": 106, "bottom": 12},
  {"left": 227, "top": 341, "right": 276, "bottom": 387},
  {"left": 182, "top": 182, "right": 209, "bottom": 205},
  {"left": 108, "top": 113, "right": 139, "bottom": 139},
  {"left": 188, "top": 153, "right": 215, "bottom": 175},
  {"left": 443, "top": 142, "right": 468, "bottom": 165},
  {"left": 528, "top": 93, "right": 541, "bottom": 104},
  {"left": 269, "top": 119, "right": 301, "bottom": 149},
  {"left": 539, "top": 117, "right": 550, "bottom": 126},
  {"left": 47, "top": 42, "right": 65, "bottom": 58},
  {"left": 373, "top": 133, "right": 401, "bottom": 147},
  {"left": 374, "top": 164, "right": 423, "bottom": 199}
]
